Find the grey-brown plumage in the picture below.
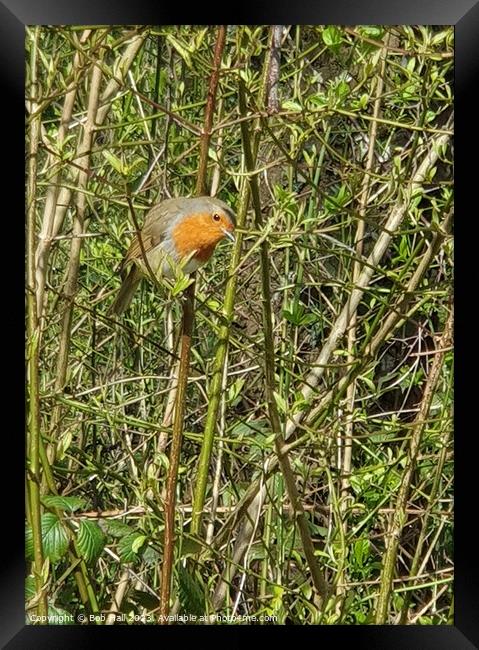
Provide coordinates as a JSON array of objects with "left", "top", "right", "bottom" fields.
[{"left": 108, "top": 196, "right": 236, "bottom": 316}]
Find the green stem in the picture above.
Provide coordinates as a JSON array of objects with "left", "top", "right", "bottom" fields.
[{"left": 241, "top": 71, "right": 328, "bottom": 600}]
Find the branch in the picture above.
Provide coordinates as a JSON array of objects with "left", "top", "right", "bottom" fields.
[{"left": 159, "top": 25, "right": 227, "bottom": 623}]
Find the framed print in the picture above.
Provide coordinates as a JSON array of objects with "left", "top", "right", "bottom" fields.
[{"left": 7, "top": 0, "right": 477, "bottom": 646}]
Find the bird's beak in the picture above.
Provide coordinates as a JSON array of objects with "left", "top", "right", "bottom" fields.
[{"left": 222, "top": 227, "right": 235, "bottom": 242}]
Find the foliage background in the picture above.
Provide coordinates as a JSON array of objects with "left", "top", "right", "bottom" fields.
[{"left": 26, "top": 25, "right": 453, "bottom": 624}]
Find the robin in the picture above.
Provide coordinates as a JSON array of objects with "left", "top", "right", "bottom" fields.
[{"left": 109, "top": 196, "right": 236, "bottom": 315}]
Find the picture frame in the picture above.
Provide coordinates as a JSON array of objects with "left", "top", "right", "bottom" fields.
[{"left": 8, "top": 0, "right": 476, "bottom": 646}]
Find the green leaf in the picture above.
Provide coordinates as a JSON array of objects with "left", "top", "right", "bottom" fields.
[
  {"left": 76, "top": 520, "right": 105, "bottom": 564},
  {"left": 208, "top": 147, "right": 219, "bottom": 162},
  {"left": 178, "top": 566, "right": 206, "bottom": 617},
  {"left": 353, "top": 539, "right": 370, "bottom": 568},
  {"left": 118, "top": 531, "right": 144, "bottom": 563},
  {"left": 102, "top": 150, "right": 125, "bottom": 175},
  {"left": 359, "top": 26, "right": 384, "bottom": 39},
  {"left": 180, "top": 534, "right": 203, "bottom": 558},
  {"left": 359, "top": 374, "right": 376, "bottom": 392},
  {"left": 42, "top": 495, "right": 86, "bottom": 513},
  {"left": 102, "top": 519, "right": 135, "bottom": 538},
  {"left": 26, "top": 513, "right": 69, "bottom": 564},
  {"left": 57, "top": 430, "right": 73, "bottom": 461},
  {"left": 143, "top": 545, "right": 161, "bottom": 566},
  {"left": 359, "top": 93, "right": 369, "bottom": 109},
  {"left": 131, "top": 535, "right": 147, "bottom": 554},
  {"left": 282, "top": 100, "right": 302, "bottom": 112},
  {"left": 228, "top": 378, "right": 245, "bottom": 404},
  {"left": 309, "top": 94, "right": 328, "bottom": 108},
  {"left": 166, "top": 34, "right": 192, "bottom": 67},
  {"left": 152, "top": 451, "right": 169, "bottom": 471},
  {"left": 282, "top": 309, "right": 296, "bottom": 325},
  {"left": 299, "top": 313, "right": 318, "bottom": 326},
  {"left": 322, "top": 26, "right": 343, "bottom": 48},
  {"left": 171, "top": 273, "right": 194, "bottom": 297},
  {"left": 273, "top": 391, "right": 287, "bottom": 414},
  {"left": 336, "top": 80, "right": 350, "bottom": 99},
  {"left": 399, "top": 236, "right": 409, "bottom": 260}
]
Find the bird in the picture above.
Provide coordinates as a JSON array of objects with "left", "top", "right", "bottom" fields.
[{"left": 109, "top": 195, "right": 236, "bottom": 316}]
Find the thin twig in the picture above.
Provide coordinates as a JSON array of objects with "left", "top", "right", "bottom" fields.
[{"left": 375, "top": 308, "right": 453, "bottom": 623}]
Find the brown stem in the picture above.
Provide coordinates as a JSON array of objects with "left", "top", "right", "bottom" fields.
[
  {"left": 159, "top": 25, "right": 227, "bottom": 623},
  {"left": 267, "top": 26, "right": 282, "bottom": 114},
  {"left": 196, "top": 25, "right": 227, "bottom": 196},
  {"left": 159, "top": 283, "right": 194, "bottom": 615}
]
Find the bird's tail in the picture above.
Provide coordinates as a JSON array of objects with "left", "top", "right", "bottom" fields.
[{"left": 108, "top": 266, "right": 142, "bottom": 316}]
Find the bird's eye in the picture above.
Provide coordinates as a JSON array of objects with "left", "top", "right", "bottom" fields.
[{"left": 213, "top": 213, "right": 221, "bottom": 222}]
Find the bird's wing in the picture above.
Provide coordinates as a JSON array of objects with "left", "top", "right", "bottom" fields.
[{"left": 122, "top": 198, "right": 181, "bottom": 267}]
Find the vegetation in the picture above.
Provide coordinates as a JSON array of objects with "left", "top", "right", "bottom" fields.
[{"left": 26, "top": 25, "right": 453, "bottom": 625}]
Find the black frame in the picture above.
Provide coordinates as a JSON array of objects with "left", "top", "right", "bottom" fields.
[{"left": 7, "top": 0, "right": 478, "bottom": 646}]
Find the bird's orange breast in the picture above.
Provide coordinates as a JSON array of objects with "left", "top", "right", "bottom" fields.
[{"left": 172, "top": 213, "right": 222, "bottom": 263}]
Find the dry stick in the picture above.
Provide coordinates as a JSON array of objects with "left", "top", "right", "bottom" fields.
[
  {"left": 26, "top": 26, "right": 48, "bottom": 619},
  {"left": 210, "top": 97, "right": 224, "bottom": 197},
  {"left": 159, "top": 25, "right": 227, "bottom": 623},
  {"left": 267, "top": 26, "right": 282, "bottom": 114},
  {"left": 283, "top": 126, "right": 452, "bottom": 443},
  {"left": 34, "top": 32, "right": 147, "bottom": 322},
  {"left": 45, "top": 34, "right": 147, "bottom": 465},
  {"left": 212, "top": 480, "right": 267, "bottom": 611},
  {"left": 196, "top": 25, "right": 227, "bottom": 196},
  {"left": 375, "top": 309, "right": 453, "bottom": 623},
  {"left": 34, "top": 29, "right": 92, "bottom": 323},
  {"left": 106, "top": 570, "right": 130, "bottom": 624},
  {"left": 342, "top": 35, "right": 389, "bottom": 500},
  {"left": 307, "top": 208, "right": 454, "bottom": 425},
  {"left": 156, "top": 355, "right": 180, "bottom": 453},
  {"left": 52, "top": 57, "right": 103, "bottom": 414},
  {"left": 209, "top": 128, "right": 452, "bottom": 560},
  {"left": 399, "top": 418, "right": 452, "bottom": 622}
]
